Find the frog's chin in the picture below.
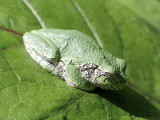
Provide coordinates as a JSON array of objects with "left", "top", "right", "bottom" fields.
[
  {"left": 110, "top": 78, "right": 126, "bottom": 90},
  {"left": 99, "top": 78, "right": 126, "bottom": 90}
]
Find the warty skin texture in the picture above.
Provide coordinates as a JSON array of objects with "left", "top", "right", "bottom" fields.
[{"left": 23, "top": 29, "right": 127, "bottom": 91}]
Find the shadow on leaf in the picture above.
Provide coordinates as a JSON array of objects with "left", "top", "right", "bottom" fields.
[{"left": 95, "top": 85, "right": 160, "bottom": 119}]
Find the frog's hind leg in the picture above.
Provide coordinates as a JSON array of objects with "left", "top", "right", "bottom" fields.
[
  {"left": 25, "top": 44, "right": 61, "bottom": 77},
  {"left": 23, "top": 32, "right": 62, "bottom": 78},
  {"left": 23, "top": 32, "right": 60, "bottom": 64},
  {"left": 63, "top": 64, "right": 96, "bottom": 91}
]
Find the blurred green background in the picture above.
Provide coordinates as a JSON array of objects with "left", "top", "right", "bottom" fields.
[{"left": 0, "top": 0, "right": 160, "bottom": 120}]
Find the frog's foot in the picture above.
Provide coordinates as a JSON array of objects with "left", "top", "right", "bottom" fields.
[{"left": 63, "top": 64, "right": 96, "bottom": 91}]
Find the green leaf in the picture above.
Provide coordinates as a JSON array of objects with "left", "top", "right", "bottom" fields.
[{"left": 0, "top": 0, "right": 160, "bottom": 120}]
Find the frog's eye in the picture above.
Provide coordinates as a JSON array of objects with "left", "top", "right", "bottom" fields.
[{"left": 105, "top": 72, "right": 114, "bottom": 80}]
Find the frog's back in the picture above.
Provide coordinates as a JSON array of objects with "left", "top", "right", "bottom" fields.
[{"left": 33, "top": 29, "right": 114, "bottom": 66}]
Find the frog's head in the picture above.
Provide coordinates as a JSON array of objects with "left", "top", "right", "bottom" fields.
[
  {"left": 80, "top": 59, "right": 126, "bottom": 90},
  {"left": 95, "top": 58, "right": 127, "bottom": 90}
]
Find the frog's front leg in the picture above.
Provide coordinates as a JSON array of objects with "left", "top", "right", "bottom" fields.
[{"left": 63, "top": 64, "right": 96, "bottom": 91}]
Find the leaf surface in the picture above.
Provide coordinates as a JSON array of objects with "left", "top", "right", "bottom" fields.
[{"left": 0, "top": 0, "right": 160, "bottom": 119}]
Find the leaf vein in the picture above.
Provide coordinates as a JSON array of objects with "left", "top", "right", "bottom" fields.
[
  {"left": 71, "top": 0, "right": 103, "bottom": 47},
  {"left": 40, "top": 92, "right": 89, "bottom": 120},
  {"left": 3, "top": 54, "right": 21, "bottom": 81},
  {"left": 0, "top": 26, "right": 23, "bottom": 36},
  {"left": 23, "top": 0, "right": 46, "bottom": 28},
  {"left": 107, "top": 1, "right": 160, "bottom": 105},
  {"left": 114, "top": 1, "right": 160, "bottom": 59},
  {"left": 0, "top": 43, "right": 24, "bottom": 52},
  {"left": 98, "top": 95, "right": 108, "bottom": 120}
]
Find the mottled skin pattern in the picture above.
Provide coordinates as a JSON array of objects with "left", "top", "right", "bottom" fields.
[{"left": 23, "top": 29, "right": 127, "bottom": 91}]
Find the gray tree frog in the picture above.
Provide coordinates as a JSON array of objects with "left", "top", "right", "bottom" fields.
[{"left": 23, "top": 29, "right": 127, "bottom": 91}]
